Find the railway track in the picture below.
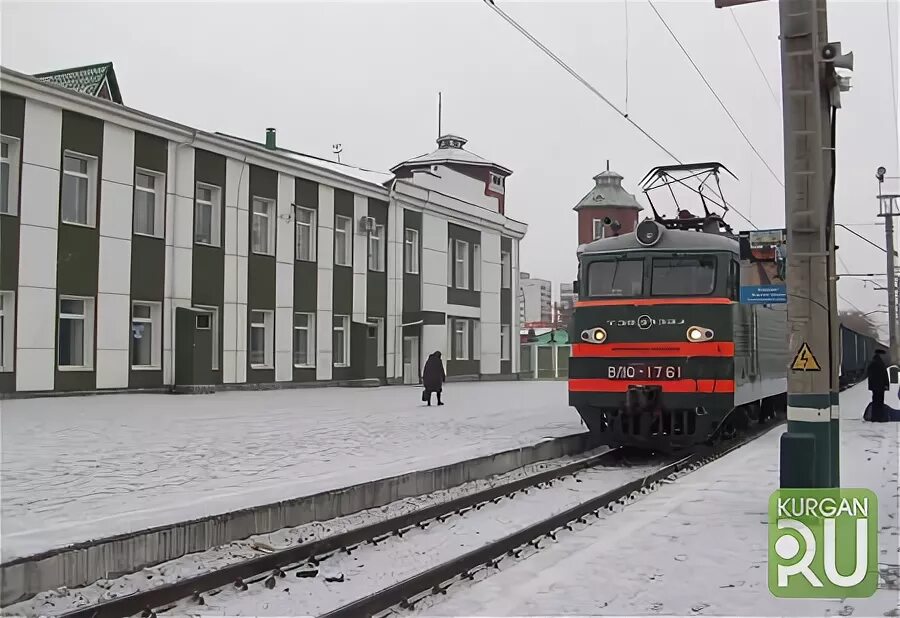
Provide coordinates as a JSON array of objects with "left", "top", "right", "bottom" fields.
[
  {"left": 55, "top": 444, "right": 642, "bottom": 618},
  {"left": 55, "top": 416, "right": 785, "bottom": 618}
]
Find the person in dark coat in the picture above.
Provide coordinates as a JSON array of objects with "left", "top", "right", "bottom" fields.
[
  {"left": 866, "top": 349, "right": 890, "bottom": 422},
  {"left": 422, "top": 351, "right": 446, "bottom": 406}
]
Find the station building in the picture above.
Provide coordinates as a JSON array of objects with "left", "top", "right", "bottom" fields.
[{"left": 0, "top": 63, "right": 526, "bottom": 396}]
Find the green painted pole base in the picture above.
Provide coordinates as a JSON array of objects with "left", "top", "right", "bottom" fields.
[
  {"left": 785, "top": 420, "right": 832, "bottom": 487},
  {"left": 780, "top": 432, "right": 816, "bottom": 488}
]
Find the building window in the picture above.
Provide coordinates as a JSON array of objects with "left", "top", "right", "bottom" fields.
[
  {"left": 455, "top": 240, "right": 469, "bottom": 289},
  {"left": 296, "top": 206, "right": 317, "bottom": 262},
  {"left": 404, "top": 228, "right": 419, "bottom": 274},
  {"left": 473, "top": 244, "right": 481, "bottom": 292},
  {"left": 293, "top": 312, "right": 315, "bottom": 367},
  {"left": 501, "top": 324, "right": 511, "bottom": 361},
  {"left": 368, "top": 223, "right": 385, "bottom": 272},
  {"left": 61, "top": 152, "right": 97, "bottom": 226},
  {"left": 134, "top": 169, "right": 165, "bottom": 237},
  {"left": 0, "top": 291, "right": 14, "bottom": 371},
  {"left": 1, "top": 136, "right": 20, "bottom": 216},
  {"left": 131, "top": 301, "right": 161, "bottom": 369},
  {"left": 453, "top": 319, "right": 469, "bottom": 360},
  {"left": 447, "top": 238, "right": 453, "bottom": 285},
  {"left": 369, "top": 317, "right": 385, "bottom": 367},
  {"left": 194, "top": 305, "right": 219, "bottom": 370},
  {"left": 489, "top": 172, "right": 505, "bottom": 193},
  {"left": 249, "top": 309, "right": 274, "bottom": 368},
  {"left": 473, "top": 320, "right": 481, "bottom": 361},
  {"left": 195, "top": 183, "right": 222, "bottom": 246},
  {"left": 334, "top": 215, "right": 352, "bottom": 267},
  {"left": 501, "top": 251, "right": 511, "bottom": 288},
  {"left": 251, "top": 198, "right": 276, "bottom": 256},
  {"left": 593, "top": 219, "right": 606, "bottom": 240},
  {"left": 58, "top": 296, "right": 94, "bottom": 369},
  {"left": 333, "top": 314, "right": 350, "bottom": 367}
]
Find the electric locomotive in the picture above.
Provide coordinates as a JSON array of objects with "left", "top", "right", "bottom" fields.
[{"left": 568, "top": 163, "right": 789, "bottom": 451}]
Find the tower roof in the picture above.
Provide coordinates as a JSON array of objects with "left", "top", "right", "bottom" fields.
[
  {"left": 573, "top": 168, "right": 643, "bottom": 212},
  {"left": 390, "top": 134, "right": 512, "bottom": 175},
  {"left": 34, "top": 62, "right": 123, "bottom": 104}
]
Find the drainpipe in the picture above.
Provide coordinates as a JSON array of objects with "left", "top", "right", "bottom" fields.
[{"left": 388, "top": 178, "right": 403, "bottom": 381}]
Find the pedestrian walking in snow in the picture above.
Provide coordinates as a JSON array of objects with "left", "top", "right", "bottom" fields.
[
  {"left": 866, "top": 349, "right": 890, "bottom": 422},
  {"left": 422, "top": 351, "right": 445, "bottom": 406}
]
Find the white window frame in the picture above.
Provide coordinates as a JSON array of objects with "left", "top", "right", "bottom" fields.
[
  {"left": 293, "top": 312, "right": 316, "bottom": 368},
  {"left": 455, "top": 239, "right": 469, "bottom": 290},
  {"left": 57, "top": 295, "right": 94, "bottom": 370},
  {"left": 501, "top": 251, "right": 511, "bottom": 289},
  {"left": 334, "top": 215, "right": 353, "bottom": 267},
  {"left": 295, "top": 206, "right": 317, "bottom": 262},
  {"left": 333, "top": 314, "right": 350, "bottom": 367},
  {"left": 489, "top": 172, "right": 505, "bottom": 194},
  {"left": 251, "top": 197, "right": 276, "bottom": 256},
  {"left": 1, "top": 136, "right": 21, "bottom": 216},
  {"left": 404, "top": 228, "right": 419, "bottom": 274},
  {"left": 61, "top": 151, "right": 98, "bottom": 227},
  {"left": 368, "top": 223, "right": 385, "bottom": 272},
  {"left": 454, "top": 318, "right": 469, "bottom": 361},
  {"left": 501, "top": 324, "right": 511, "bottom": 361},
  {"left": 194, "top": 182, "right": 222, "bottom": 247},
  {"left": 473, "top": 244, "right": 481, "bottom": 292},
  {"left": 447, "top": 238, "right": 453, "bottom": 284},
  {"left": 249, "top": 309, "right": 275, "bottom": 369},
  {"left": 0, "top": 291, "right": 14, "bottom": 372},
  {"left": 133, "top": 168, "right": 166, "bottom": 238},
  {"left": 593, "top": 218, "right": 606, "bottom": 240},
  {"left": 131, "top": 301, "right": 162, "bottom": 369},
  {"left": 193, "top": 304, "right": 220, "bottom": 370}
]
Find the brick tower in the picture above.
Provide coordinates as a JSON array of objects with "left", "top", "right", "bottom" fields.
[{"left": 573, "top": 164, "right": 643, "bottom": 246}]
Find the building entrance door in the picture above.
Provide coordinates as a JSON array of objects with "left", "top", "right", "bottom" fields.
[{"left": 403, "top": 336, "right": 419, "bottom": 385}]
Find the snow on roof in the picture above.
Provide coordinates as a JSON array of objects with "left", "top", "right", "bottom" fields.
[
  {"left": 280, "top": 151, "right": 393, "bottom": 188},
  {"left": 391, "top": 134, "right": 512, "bottom": 175}
]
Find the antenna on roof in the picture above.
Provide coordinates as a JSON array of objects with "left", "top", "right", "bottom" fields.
[
  {"left": 438, "top": 92, "right": 442, "bottom": 139},
  {"left": 332, "top": 144, "right": 342, "bottom": 164}
]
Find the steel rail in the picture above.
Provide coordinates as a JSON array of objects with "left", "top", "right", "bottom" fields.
[
  {"left": 60, "top": 444, "right": 627, "bottom": 618},
  {"left": 319, "top": 419, "right": 785, "bottom": 618}
]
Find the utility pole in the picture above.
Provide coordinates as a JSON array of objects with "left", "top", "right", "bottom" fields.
[
  {"left": 876, "top": 167, "right": 899, "bottom": 361},
  {"left": 777, "top": 0, "right": 849, "bottom": 489},
  {"left": 720, "top": 0, "right": 852, "bottom": 487}
]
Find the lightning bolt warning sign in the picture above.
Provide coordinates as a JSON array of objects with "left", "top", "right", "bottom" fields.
[{"left": 791, "top": 342, "right": 822, "bottom": 372}]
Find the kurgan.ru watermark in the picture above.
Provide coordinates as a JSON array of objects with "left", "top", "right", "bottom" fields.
[{"left": 768, "top": 488, "right": 878, "bottom": 598}]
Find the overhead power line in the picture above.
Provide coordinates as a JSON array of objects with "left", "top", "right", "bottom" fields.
[
  {"left": 647, "top": 0, "right": 785, "bottom": 189},
  {"left": 482, "top": 0, "right": 757, "bottom": 231},
  {"left": 729, "top": 9, "right": 780, "bottom": 107}
]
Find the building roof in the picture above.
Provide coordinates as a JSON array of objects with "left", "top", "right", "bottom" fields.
[
  {"left": 33, "top": 62, "right": 123, "bottom": 104},
  {"left": 573, "top": 169, "right": 643, "bottom": 212},
  {"left": 390, "top": 134, "right": 512, "bottom": 175}
]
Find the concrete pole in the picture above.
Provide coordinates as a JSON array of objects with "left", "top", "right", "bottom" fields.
[
  {"left": 882, "top": 205, "right": 898, "bottom": 360},
  {"left": 777, "top": 0, "right": 835, "bottom": 489}
]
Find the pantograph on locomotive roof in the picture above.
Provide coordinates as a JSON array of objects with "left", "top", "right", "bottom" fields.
[{"left": 638, "top": 162, "right": 738, "bottom": 235}]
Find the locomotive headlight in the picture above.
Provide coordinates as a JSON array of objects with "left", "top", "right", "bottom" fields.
[
  {"left": 581, "top": 327, "right": 607, "bottom": 343},
  {"left": 687, "top": 326, "right": 714, "bottom": 342}
]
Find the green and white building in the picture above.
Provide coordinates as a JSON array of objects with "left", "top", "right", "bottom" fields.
[{"left": 0, "top": 63, "right": 526, "bottom": 396}]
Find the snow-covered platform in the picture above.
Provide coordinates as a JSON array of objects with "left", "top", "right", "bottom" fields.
[
  {"left": 0, "top": 381, "right": 580, "bottom": 563},
  {"left": 426, "top": 383, "right": 900, "bottom": 617}
]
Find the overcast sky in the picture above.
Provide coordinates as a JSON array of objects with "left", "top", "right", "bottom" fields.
[{"left": 2, "top": 1, "right": 898, "bottom": 336}]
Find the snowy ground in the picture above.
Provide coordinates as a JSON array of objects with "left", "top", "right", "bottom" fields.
[
  {"left": 0, "top": 381, "right": 581, "bottom": 561},
  {"left": 416, "top": 383, "right": 900, "bottom": 617},
  {"left": 4, "top": 445, "right": 619, "bottom": 616}
]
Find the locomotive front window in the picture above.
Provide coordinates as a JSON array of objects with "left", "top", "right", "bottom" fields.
[
  {"left": 587, "top": 259, "right": 643, "bottom": 297},
  {"left": 651, "top": 256, "right": 717, "bottom": 296}
]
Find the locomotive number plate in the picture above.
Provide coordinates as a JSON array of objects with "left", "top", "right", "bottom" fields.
[{"left": 607, "top": 364, "right": 682, "bottom": 380}]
